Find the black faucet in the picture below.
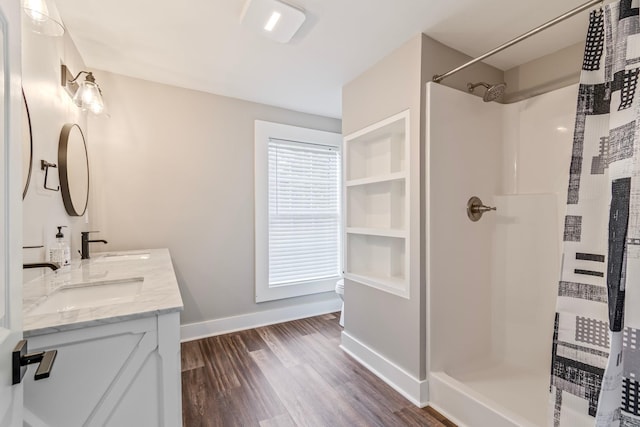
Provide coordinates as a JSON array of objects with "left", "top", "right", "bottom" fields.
[
  {"left": 23, "top": 262, "right": 60, "bottom": 271},
  {"left": 80, "top": 231, "right": 108, "bottom": 260}
]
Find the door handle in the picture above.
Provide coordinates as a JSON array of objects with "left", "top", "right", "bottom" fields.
[{"left": 12, "top": 340, "right": 57, "bottom": 385}]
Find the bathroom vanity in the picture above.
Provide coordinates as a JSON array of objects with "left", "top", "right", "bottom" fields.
[{"left": 22, "top": 248, "right": 183, "bottom": 427}]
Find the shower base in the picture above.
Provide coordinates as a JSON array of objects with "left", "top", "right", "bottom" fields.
[{"left": 429, "top": 361, "right": 549, "bottom": 427}]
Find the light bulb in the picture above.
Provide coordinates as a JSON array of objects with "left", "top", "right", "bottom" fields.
[
  {"left": 22, "top": 0, "right": 49, "bottom": 23},
  {"left": 22, "top": 0, "right": 64, "bottom": 36},
  {"left": 73, "top": 80, "right": 105, "bottom": 115},
  {"left": 88, "top": 97, "right": 104, "bottom": 115}
]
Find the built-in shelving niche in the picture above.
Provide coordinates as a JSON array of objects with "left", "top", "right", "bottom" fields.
[{"left": 343, "top": 110, "right": 410, "bottom": 298}]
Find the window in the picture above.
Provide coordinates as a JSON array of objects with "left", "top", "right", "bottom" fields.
[{"left": 255, "top": 121, "right": 341, "bottom": 302}]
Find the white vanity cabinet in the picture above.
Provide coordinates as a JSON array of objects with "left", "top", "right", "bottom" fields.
[
  {"left": 21, "top": 249, "right": 184, "bottom": 427},
  {"left": 23, "top": 312, "right": 181, "bottom": 427}
]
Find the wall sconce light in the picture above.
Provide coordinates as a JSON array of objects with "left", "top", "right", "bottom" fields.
[
  {"left": 61, "top": 65, "right": 105, "bottom": 115},
  {"left": 21, "top": 0, "right": 65, "bottom": 37}
]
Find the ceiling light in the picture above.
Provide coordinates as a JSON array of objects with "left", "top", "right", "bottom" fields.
[
  {"left": 241, "top": 0, "right": 306, "bottom": 43},
  {"left": 264, "top": 12, "right": 281, "bottom": 32},
  {"left": 21, "top": 0, "right": 64, "bottom": 37},
  {"left": 61, "top": 65, "right": 106, "bottom": 115}
]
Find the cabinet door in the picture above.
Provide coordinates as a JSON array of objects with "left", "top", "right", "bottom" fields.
[{"left": 23, "top": 316, "right": 180, "bottom": 427}]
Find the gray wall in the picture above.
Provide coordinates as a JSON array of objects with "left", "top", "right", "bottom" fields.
[
  {"left": 504, "top": 42, "right": 584, "bottom": 103},
  {"left": 422, "top": 34, "right": 507, "bottom": 97},
  {"left": 342, "top": 34, "right": 503, "bottom": 380},
  {"left": 343, "top": 34, "right": 423, "bottom": 379},
  {"left": 22, "top": 21, "right": 89, "bottom": 281},
  {"left": 87, "top": 71, "right": 342, "bottom": 325}
]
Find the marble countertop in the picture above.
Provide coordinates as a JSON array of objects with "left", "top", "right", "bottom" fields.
[{"left": 23, "top": 248, "right": 183, "bottom": 337}]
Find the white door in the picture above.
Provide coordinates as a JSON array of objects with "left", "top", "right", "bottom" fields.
[{"left": 0, "top": 0, "right": 23, "bottom": 425}]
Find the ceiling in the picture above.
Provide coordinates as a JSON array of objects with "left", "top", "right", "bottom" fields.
[{"left": 54, "top": 0, "right": 593, "bottom": 119}]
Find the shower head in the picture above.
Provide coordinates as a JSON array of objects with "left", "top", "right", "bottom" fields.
[{"left": 467, "top": 82, "right": 507, "bottom": 102}]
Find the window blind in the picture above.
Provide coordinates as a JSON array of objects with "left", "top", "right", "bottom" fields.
[{"left": 268, "top": 138, "right": 341, "bottom": 286}]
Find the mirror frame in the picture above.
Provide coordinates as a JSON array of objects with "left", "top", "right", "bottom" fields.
[
  {"left": 58, "top": 123, "right": 89, "bottom": 216},
  {"left": 22, "top": 89, "right": 33, "bottom": 200}
]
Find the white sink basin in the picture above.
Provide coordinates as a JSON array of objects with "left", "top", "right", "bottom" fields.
[
  {"left": 94, "top": 253, "right": 150, "bottom": 263},
  {"left": 27, "top": 277, "right": 144, "bottom": 316}
]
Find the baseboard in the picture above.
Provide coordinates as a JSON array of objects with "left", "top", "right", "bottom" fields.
[
  {"left": 429, "top": 372, "right": 524, "bottom": 427},
  {"left": 340, "top": 331, "right": 428, "bottom": 407},
  {"left": 180, "top": 297, "right": 342, "bottom": 342}
]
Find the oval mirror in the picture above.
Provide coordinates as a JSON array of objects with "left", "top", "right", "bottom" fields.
[
  {"left": 58, "top": 123, "right": 89, "bottom": 216},
  {"left": 22, "top": 90, "right": 33, "bottom": 200}
]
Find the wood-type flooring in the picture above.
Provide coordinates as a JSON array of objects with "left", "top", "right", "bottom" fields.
[{"left": 181, "top": 312, "right": 455, "bottom": 427}]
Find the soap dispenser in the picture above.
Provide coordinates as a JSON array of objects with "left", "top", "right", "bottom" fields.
[{"left": 49, "top": 226, "right": 70, "bottom": 267}]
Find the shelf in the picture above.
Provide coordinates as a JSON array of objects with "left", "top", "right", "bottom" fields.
[
  {"left": 345, "top": 233, "right": 407, "bottom": 297},
  {"left": 344, "top": 272, "right": 407, "bottom": 297},
  {"left": 345, "top": 172, "right": 406, "bottom": 187},
  {"left": 343, "top": 110, "right": 410, "bottom": 299},
  {"left": 344, "top": 110, "right": 408, "bottom": 144},
  {"left": 346, "top": 227, "right": 406, "bottom": 238},
  {"left": 344, "top": 112, "right": 407, "bottom": 182},
  {"left": 347, "top": 180, "right": 405, "bottom": 229}
]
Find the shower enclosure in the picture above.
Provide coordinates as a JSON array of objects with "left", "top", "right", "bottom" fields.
[{"left": 426, "top": 82, "right": 580, "bottom": 426}]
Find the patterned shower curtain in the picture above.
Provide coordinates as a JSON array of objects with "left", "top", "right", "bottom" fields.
[{"left": 551, "top": 1, "right": 640, "bottom": 425}]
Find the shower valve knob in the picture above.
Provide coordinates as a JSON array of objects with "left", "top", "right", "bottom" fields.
[
  {"left": 472, "top": 205, "right": 496, "bottom": 214},
  {"left": 467, "top": 196, "right": 496, "bottom": 222}
]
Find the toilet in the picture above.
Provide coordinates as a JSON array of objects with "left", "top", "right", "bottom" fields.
[{"left": 335, "top": 279, "right": 344, "bottom": 327}]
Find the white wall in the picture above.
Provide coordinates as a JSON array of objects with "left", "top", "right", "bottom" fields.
[
  {"left": 426, "top": 82, "right": 504, "bottom": 373},
  {"left": 22, "top": 22, "right": 90, "bottom": 279},
  {"left": 493, "top": 84, "right": 578, "bottom": 369},
  {"left": 490, "top": 194, "right": 560, "bottom": 370},
  {"left": 502, "top": 84, "right": 578, "bottom": 244},
  {"left": 87, "top": 71, "right": 342, "bottom": 326}
]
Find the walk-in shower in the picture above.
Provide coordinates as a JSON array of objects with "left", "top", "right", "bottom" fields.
[
  {"left": 423, "top": 0, "right": 633, "bottom": 424},
  {"left": 421, "top": 0, "right": 635, "bottom": 425},
  {"left": 426, "top": 81, "right": 577, "bottom": 427}
]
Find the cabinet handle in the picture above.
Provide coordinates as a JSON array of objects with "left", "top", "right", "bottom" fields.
[
  {"left": 34, "top": 349, "right": 57, "bottom": 380},
  {"left": 12, "top": 340, "right": 58, "bottom": 385}
]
